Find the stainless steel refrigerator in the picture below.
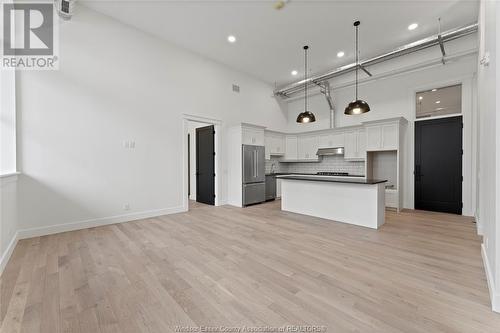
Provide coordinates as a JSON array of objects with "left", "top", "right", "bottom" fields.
[{"left": 242, "top": 145, "right": 265, "bottom": 206}]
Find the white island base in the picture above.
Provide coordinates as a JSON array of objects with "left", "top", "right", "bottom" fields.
[{"left": 280, "top": 177, "right": 386, "bottom": 229}]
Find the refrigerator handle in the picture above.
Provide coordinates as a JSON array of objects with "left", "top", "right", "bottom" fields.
[
  {"left": 256, "top": 150, "right": 259, "bottom": 178},
  {"left": 254, "top": 150, "right": 257, "bottom": 178}
]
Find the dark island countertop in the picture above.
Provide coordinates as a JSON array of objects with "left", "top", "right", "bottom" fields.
[
  {"left": 276, "top": 174, "right": 387, "bottom": 185},
  {"left": 266, "top": 172, "right": 365, "bottom": 177}
]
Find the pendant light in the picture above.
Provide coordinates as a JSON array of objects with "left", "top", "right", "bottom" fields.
[
  {"left": 344, "top": 21, "right": 371, "bottom": 115},
  {"left": 296, "top": 45, "right": 316, "bottom": 123}
]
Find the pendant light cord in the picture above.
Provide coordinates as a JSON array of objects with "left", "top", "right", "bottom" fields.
[
  {"left": 304, "top": 45, "right": 308, "bottom": 112},
  {"left": 355, "top": 23, "right": 359, "bottom": 100}
]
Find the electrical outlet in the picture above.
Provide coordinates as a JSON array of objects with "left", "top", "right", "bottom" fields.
[{"left": 123, "top": 204, "right": 130, "bottom": 211}]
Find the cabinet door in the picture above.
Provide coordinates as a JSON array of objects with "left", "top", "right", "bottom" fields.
[
  {"left": 318, "top": 134, "right": 332, "bottom": 148},
  {"left": 382, "top": 124, "right": 398, "bottom": 150},
  {"left": 264, "top": 135, "right": 272, "bottom": 159},
  {"left": 285, "top": 136, "right": 298, "bottom": 160},
  {"left": 331, "top": 132, "right": 345, "bottom": 147},
  {"left": 242, "top": 128, "right": 264, "bottom": 146},
  {"left": 356, "top": 129, "right": 366, "bottom": 159},
  {"left": 344, "top": 131, "right": 358, "bottom": 159},
  {"left": 307, "top": 136, "right": 319, "bottom": 159},
  {"left": 297, "top": 136, "right": 308, "bottom": 159},
  {"left": 275, "top": 135, "right": 285, "bottom": 154},
  {"left": 365, "top": 126, "right": 382, "bottom": 151},
  {"left": 298, "top": 136, "right": 318, "bottom": 160}
]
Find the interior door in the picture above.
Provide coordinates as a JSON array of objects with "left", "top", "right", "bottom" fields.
[
  {"left": 415, "top": 116, "right": 462, "bottom": 214},
  {"left": 196, "top": 125, "right": 215, "bottom": 205}
]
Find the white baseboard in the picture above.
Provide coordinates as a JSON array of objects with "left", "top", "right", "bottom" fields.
[
  {"left": 0, "top": 232, "right": 18, "bottom": 275},
  {"left": 481, "top": 243, "right": 500, "bottom": 312},
  {"left": 17, "top": 205, "right": 186, "bottom": 239},
  {"left": 476, "top": 214, "right": 483, "bottom": 235}
]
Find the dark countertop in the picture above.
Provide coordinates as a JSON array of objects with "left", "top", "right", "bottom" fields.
[
  {"left": 266, "top": 172, "right": 365, "bottom": 178},
  {"left": 276, "top": 174, "right": 387, "bottom": 185}
]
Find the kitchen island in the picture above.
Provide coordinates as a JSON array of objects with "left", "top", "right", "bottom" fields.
[{"left": 277, "top": 175, "right": 387, "bottom": 229}]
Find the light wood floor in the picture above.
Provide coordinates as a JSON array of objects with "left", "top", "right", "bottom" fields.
[{"left": 1, "top": 200, "right": 499, "bottom": 333}]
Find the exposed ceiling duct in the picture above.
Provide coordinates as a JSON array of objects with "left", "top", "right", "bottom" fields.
[{"left": 274, "top": 22, "right": 478, "bottom": 98}]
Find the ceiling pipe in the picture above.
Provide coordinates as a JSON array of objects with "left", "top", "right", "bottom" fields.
[
  {"left": 274, "top": 22, "right": 478, "bottom": 97},
  {"left": 320, "top": 82, "right": 335, "bottom": 128}
]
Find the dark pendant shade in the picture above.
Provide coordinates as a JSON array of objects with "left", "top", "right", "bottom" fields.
[
  {"left": 345, "top": 20, "right": 370, "bottom": 115},
  {"left": 296, "top": 45, "right": 316, "bottom": 123},
  {"left": 296, "top": 111, "right": 316, "bottom": 123},
  {"left": 344, "top": 99, "right": 371, "bottom": 115}
]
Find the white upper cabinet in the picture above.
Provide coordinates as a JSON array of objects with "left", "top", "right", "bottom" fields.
[
  {"left": 284, "top": 135, "right": 298, "bottom": 160},
  {"left": 344, "top": 129, "right": 366, "bottom": 160},
  {"left": 365, "top": 119, "right": 403, "bottom": 151},
  {"left": 242, "top": 126, "right": 265, "bottom": 146},
  {"left": 318, "top": 132, "right": 344, "bottom": 148},
  {"left": 264, "top": 131, "right": 285, "bottom": 159},
  {"left": 298, "top": 135, "right": 319, "bottom": 160}
]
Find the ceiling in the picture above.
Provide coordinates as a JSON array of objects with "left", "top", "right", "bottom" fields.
[{"left": 82, "top": 0, "right": 479, "bottom": 86}]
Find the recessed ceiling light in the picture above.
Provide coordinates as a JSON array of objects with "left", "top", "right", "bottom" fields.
[
  {"left": 408, "top": 23, "right": 418, "bottom": 31},
  {"left": 419, "top": 96, "right": 423, "bottom": 100},
  {"left": 337, "top": 51, "right": 345, "bottom": 58},
  {"left": 432, "top": 88, "right": 437, "bottom": 92},
  {"left": 227, "top": 35, "right": 236, "bottom": 43},
  {"left": 435, "top": 100, "right": 441, "bottom": 104},
  {"left": 291, "top": 70, "right": 298, "bottom": 76}
]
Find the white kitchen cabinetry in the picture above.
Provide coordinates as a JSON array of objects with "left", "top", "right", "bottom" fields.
[
  {"left": 344, "top": 129, "right": 366, "bottom": 160},
  {"left": 365, "top": 123, "right": 398, "bottom": 151},
  {"left": 264, "top": 131, "right": 285, "bottom": 159},
  {"left": 242, "top": 125, "right": 264, "bottom": 146},
  {"left": 284, "top": 136, "right": 298, "bottom": 160},
  {"left": 364, "top": 117, "right": 408, "bottom": 211},
  {"left": 297, "top": 135, "right": 319, "bottom": 160},
  {"left": 318, "top": 132, "right": 344, "bottom": 148}
]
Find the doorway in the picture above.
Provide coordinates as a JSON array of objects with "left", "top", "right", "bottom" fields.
[
  {"left": 183, "top": 115, "right": 221, "bottom": 211},
  {"left": 414, "top": 116, "right": 463, "bottom": 214},
  {"left": 195, "top": 125, "right": 215, "bottom": 205}
]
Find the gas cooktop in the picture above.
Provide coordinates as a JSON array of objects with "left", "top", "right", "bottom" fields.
[{"left": 316, "top": 172, "right": 349, "bottom": 176}]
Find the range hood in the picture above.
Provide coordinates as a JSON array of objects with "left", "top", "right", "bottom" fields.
[{"left": 316, "top": 147, "right": 344, "bottom": 156}]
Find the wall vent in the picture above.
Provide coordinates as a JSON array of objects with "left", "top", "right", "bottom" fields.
[{"left": 232, "top": 84, "right": 240, "bottom": 93}]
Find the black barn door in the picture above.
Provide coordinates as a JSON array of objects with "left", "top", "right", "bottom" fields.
[
  {"left": 196, "top": 125, "right": 215, "bottom": 205},
  {"left": 415, "top": 116, "right": 462, "bottom": 214}
]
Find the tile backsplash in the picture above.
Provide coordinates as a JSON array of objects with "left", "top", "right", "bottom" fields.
[{"left": 266, "top": 156, "right": 365, "bottom": 176}]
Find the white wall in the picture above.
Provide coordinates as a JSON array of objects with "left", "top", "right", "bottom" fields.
[
  {"left": 15, "top": 6, "right": 287, "bottom": 235},
  {"left": 287, "top": 54, "right": 477, "bottom": 215},
  {"left": 0, "top": 176, "right": 18, "bottom": 273},
  {"left": 1, "top": 70, "right": 16, "bottom": 175},
  {"left": 477, "top": 0, "right": 499, "bottom": 312}
]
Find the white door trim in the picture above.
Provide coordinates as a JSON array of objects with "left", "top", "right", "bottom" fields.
[{"left": 182, "top": 114, "right": 223, "bottom": 211}]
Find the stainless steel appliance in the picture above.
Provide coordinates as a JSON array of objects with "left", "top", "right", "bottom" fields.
[
  {"left": 265, "top": 175, "right": 276, "bottom": 201},
  {"left": 316, "top": 147, "right": 344, "bottom": 156},
  {"left": 242, "top": 145, "right": 265, "bottom": 206}
]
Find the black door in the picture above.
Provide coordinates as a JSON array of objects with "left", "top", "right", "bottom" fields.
[
  {"left": 196, "top": 125, "right": 215, "bottom": 205},
  {"left": 415, "top": 116, "right": 462, "bottom": 214}
]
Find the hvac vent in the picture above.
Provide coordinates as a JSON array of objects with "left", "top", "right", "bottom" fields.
[
  {"left": 232, "top": 84, "right": 240, "bottom": 93},
  {"left": 55, "top": 0, "right": 76, "bottom": 20}
]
